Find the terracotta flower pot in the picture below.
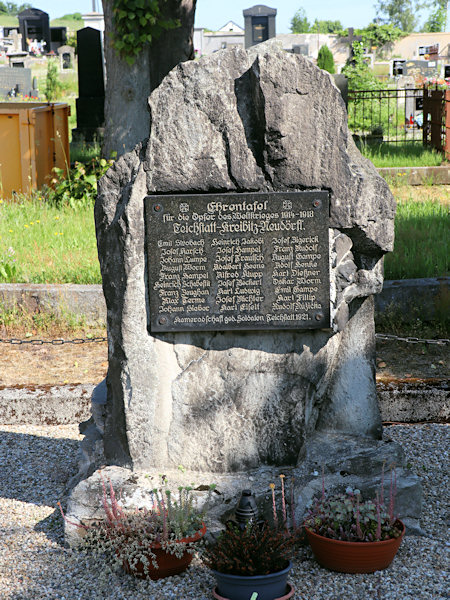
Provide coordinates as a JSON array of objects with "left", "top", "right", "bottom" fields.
[
  {"left": 305, "top": 520, "right": 405, "bottom": 573},
  {"left": 211, "top": 561, "right": 292, "bottom": 600},
  {"left": 122, "top": 523, "right": 206, "bottom": 580}
]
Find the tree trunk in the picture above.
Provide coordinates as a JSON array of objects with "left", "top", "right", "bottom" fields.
[{"left": 101, "top": 0, "right": 196, "bottom": 158}]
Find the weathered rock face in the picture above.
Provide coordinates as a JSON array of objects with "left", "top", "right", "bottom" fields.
[{"left": 94, "top": 40, "right": 395, "bottom": 474}]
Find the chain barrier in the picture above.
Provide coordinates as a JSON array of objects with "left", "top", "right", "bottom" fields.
[
  {"left": 375, "top": 333, "right": 449, "bottom": 346},
  {"left": 0, "top": 334, "right": 447, "bottom": 346},
  {"left": 0, "top": 337, "right": 107, "bottom": 345}
]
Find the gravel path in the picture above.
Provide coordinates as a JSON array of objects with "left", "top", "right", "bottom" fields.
[{"left": 0, "top": 423, "right": 448, "bottom": 599}]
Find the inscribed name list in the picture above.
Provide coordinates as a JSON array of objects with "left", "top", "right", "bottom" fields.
[{"left": 145, "top": 192, "right": 330, "bottom": 332}]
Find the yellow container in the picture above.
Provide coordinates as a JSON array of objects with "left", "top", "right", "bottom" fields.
[{"left": 0, "top": 102, "right": 70, "bottom": 198}]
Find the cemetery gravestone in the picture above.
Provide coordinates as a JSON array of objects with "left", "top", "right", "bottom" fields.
[
  {"left": 404, "top": 59, "right": 438, "bottom": 78},
  {"left": 243, "top": 5, "right": 277, "bottom": 48},
  {"left": 18, "top": 7, "right": 50, "bottom": 53},
  {"left": 65, "top": 40, "right": 422, "bottom": 541},
  {"left": 57, "top": 45, "right": 74, "bottom": 70},
  {"left": 50, "top": 26, "right": 67, "bottom": 54},
  {"left": 292, "top": 44, "right": 309, "bottom": 56},
  {"left": 340, "top": 27, "right": 363, "bottom": 60},
  {"left": 0, "top": 66, "right": 33, "bottom": 97},
  {"left": 72, "top": 27, "right": 104, "bottom": 142}
]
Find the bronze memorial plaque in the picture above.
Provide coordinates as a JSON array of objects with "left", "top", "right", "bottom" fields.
[{"left": 145, "top": 192, "right": 330, "bottom": 333}]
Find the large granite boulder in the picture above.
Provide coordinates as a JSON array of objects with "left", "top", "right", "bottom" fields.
[
  {"left": 91, "top": 41, "right": 395, "bottom": 474},
  {"left": 63, "top": 41, "right": 424, "bottom": 543}
]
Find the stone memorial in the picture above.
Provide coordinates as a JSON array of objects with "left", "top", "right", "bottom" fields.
[{"left": 65, "top": 40, "right": 422, "bottom": 542}]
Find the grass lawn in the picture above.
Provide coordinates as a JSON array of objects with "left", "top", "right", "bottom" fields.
[
  {"left": 358, "top": 142, "right": 444, "bottom": 168},
  {"left": 0, "top": 186, "right": 448, "bottom": 285},
  {"left": 0, "top": 194, "right": 100, "bottom": 284},
  {"left": 384, "top": 187, "right": 449, "bottom": 280},
  {"left": 0, "top": 15, "right": 19, "bottom": 27}
]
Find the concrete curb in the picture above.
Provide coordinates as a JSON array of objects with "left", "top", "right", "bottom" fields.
[
  {"left": 1, "top": 278, "right": 448, "bottom": 325},
  {"left": 377, "top": 378, "right": 449, "bottom": 423},
  {"left": 377, "top": 165, "right": 450, "bottom": 185},
  {"left": 0, "top": 380, "right": 447, "bottom": 425},
  {"left": 0, "top": 283, "right": 106, "bottom": 326},
  {"left": 0, "top": 384, "right": 94, "bottom": 425}
]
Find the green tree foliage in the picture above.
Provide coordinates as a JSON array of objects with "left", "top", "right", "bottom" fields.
[
  {"left": 290, "top": 10, "right": 343, "bottom": 34},
  {"left": 375, "top": 0, "right": 419, "bottom": 32},
  {"left": 317, "top": 44, "right": 335, "bottom": 73},
  {"left": 111, "top": 0, "right": 180, "bottom": 65},
  {"left": 0, "top": 2, "right": 31, "bottom": 15},
  {"left": 422, "top": 1, "right": 446, "bottom": 32},
  {"left": 60, "top": 12, "right": 83, "bottom": 21},
  {"left": 290, "top": 7, "right": 310, "bottom": 33},
  {"left": 311, "top": 19, "right": 343, "bottom": 33},
  {"left": 44, "top": 58, "right": 62, "bottom": 102},
  {"left": 358, "top": 22, "right": 404, "bottom": 49},
  {"left": 66, "top": 32, "right": 77, "bottom": 50}
]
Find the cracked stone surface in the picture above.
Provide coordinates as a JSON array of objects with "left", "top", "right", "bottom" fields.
[{"left": 93, "top": 41, "right": 396, "bottom": 475}]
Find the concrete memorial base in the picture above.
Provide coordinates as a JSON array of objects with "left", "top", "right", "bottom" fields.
[{"left": 65, "top": 430, "right": 423, "bottom": 547}]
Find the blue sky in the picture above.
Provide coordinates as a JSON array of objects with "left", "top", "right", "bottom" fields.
[{"left": 35, "top": 1, "right": 431, "bottom": 33}]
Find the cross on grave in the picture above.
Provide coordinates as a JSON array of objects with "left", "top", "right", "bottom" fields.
[{"left": 341, "top": 27, "right": 363, "bottom": 60}]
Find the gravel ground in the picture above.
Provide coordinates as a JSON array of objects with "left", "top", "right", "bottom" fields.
[{"left": 0, "top": 423, "right": 448, "bottom": 599}]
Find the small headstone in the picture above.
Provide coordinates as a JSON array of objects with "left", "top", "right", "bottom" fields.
[
  {"left": 57, "top": 45, "right": 74, "bottom": 70},
  {"left": 50, "top": 26, "right": 67, "bottom": 53},
  {"left": 392, "top": 59, "right": 406, "bottom": 76},
  {"left": 0, "top": 65, "right": 33, "bottom": 97},
  {"left": 292, "top": 44, "right": 308, "bottom": 56}
]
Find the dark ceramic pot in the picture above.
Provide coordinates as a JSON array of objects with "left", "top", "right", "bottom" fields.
[
  {"left": 211, "top": 561, "right": 292, "bottom": 600},
  {"left": 122, "top": 523, "right": 206, "bottom": 580},
  {"left": 213, "top": 582, "right": 295, "bottom": 600},
  {"left": 305, "top": 520, "right": 405, "bottom": 573}
]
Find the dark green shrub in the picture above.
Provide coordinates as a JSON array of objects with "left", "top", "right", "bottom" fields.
[
  {"left": 44, "top": 58, "right": 62, "bottom": 102},
  {"left": 317, "top": 44, "right": 335, "bottom": 73}
]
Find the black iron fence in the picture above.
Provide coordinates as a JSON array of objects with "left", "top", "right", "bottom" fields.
[
  {"left": 347, "top": 87, "right": 425, "bottom": 144},
  {"left": 348, "top": 86, "right": 448, "bottom": 151}
]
